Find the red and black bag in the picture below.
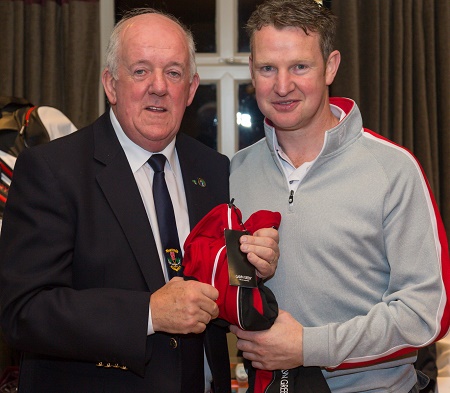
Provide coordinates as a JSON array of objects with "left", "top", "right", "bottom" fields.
[
  {"left": 0, "top": 96, "right": 76, "bottom": 218},
  {"left": 183, "top": 201, "right": 280, "bottom": 331},
  {"left": 0, "top": 96, "right": 50, "bottom": 157},
  {"left": 183, "top": 202, "right": 331, "bottom": 393}
]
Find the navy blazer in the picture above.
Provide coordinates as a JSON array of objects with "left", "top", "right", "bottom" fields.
[{"left": 0, "top": 112, "right": 231, "bottom": 392}]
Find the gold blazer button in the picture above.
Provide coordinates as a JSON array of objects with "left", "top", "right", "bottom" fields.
[{"left": 169, "top": 337, "right": 178, "bottom": 348}]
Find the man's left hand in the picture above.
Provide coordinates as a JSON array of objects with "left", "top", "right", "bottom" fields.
[
  {"left": 230, "top": 309, "right": 303, "bottom": 370},
  {"left": 240, "top": 227, "right": 279, "bottom": 279}
]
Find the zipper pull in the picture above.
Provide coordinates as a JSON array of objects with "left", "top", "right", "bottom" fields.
[{"left": 289, "top": 190, "right": 294, "bottom": 204}]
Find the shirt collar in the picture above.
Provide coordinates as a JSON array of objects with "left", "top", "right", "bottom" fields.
[
  {"left": 109, "top": 109, "right": 177, "bottom": 174},
  {"left": 330, "top": 103, "right": 346, "bottom": 122}
]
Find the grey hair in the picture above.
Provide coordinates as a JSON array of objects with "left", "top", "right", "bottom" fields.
[
  {"left": 246, "top": 0, "right": 337, "bottom": 63},
  {"left": 104, "top": 8, "right": 197, "bottom": 81}
]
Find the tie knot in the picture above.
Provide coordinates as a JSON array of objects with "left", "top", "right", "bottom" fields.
[{"left": 148, "top": 154, "right": 167, "bottom": 173}]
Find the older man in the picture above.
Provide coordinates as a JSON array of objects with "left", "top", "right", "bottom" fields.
[{"left": 0, "top": 8, "right": 278, "bottom": 393}]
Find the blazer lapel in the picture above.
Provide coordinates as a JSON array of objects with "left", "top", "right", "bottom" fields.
[
  {"left": 93, "top": 114, "right": 165, "bottom": 290},
  {"left": 176, "top": 134, "right": 215, "bottom": 229}
]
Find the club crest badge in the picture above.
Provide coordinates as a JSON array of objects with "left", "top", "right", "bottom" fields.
[{"left": 165, "top": 248, "right": 182, "bottom": 272}]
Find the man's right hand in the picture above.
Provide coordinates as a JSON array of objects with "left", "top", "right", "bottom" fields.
[{"left": 150, "top": 277, "right": 219, "bottom": 334}]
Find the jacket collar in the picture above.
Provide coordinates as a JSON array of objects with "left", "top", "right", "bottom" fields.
[
  {"left": 264, "top": 97, "right": 363, "bottom": 160},
  {"left": 93, "top": 112, "right": 166, "bottom": 290}
]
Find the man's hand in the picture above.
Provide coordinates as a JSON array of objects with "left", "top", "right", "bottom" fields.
[
  {"left": 240, "top": 227, "right": 279, "bottom": 279},
  {"left": 150, "top": 277, "right": 219, "bottom": 334},
  {"left": 229, "top": 310, "right": 303, "bottom": 370}
]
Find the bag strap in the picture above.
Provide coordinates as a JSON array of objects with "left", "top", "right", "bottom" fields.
[{"left": 19, "top": 106, "right": 38, "bottom": 147}]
